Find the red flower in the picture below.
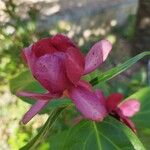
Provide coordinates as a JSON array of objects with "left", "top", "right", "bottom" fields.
[
  {"left": 17, "top": 34, "right": 112, "bottom": 124},
  {"left": 106, "top": 93, "right": 140, "bottom": 132}
]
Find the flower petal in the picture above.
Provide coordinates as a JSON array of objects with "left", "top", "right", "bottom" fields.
[
  {"left": 95, "top": 89, "right": 106, "bottom": 106},
  {"left": 69, "top": 86, "right": 107, "bottom": 121},
  {"left": 84, "top": 39, "right": 112, "bottom": 74},
  {"left": 22, "top": 100, "right": 49, "bottom": 124},
  {"left": 118, "top": 100, "right": 140, "bottom": 117},
  {"left": 16, "top": 91, "right": 59, "bottom": 100},
  {"left": 32, "top": 38, "right": 57, "bottom": 57},
  {"left": 77, "top": 80, "right": 92, "bottom": 91},
  {"left": 106, "top": 93, "right": 124, "bottom": 112},
  {"left": 51, "top": 34, "right": 77, "bottom": 52},
  {"left": 120, "top": 116, "right": 136, "bottom": 133},
  {"left": 65, "top": 47, "right": 85, "bottom": 84},
  {"left": 33, "top": 53, "right": 71, "bottom": 93},
  {"left": 22, "top": 45, "right": 37, "bottom": 72}
]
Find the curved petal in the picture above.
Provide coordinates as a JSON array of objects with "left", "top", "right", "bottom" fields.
[
  {"left": 95, "top": 89, "right": 106, "bottom": 106},
  {"left": 22, "top": 45, "right": 37, "bottom": 72},
  {"left": 77, "top": 80, "right": 92, "bottom": 91},
  {"left": 69, "top": 86, "right": 107, "bottom": 121},
  {"left": 32, "top": 38, "right": 57, "bottom": 57},
  {"left": 106, "top": 93, "right": 124, "bottom": 113},
  {"left": 120, "top": 116, "right": 136, "bottom": 133},
  {"left": 16, "top": 91, "right": 60, "bottom": 100},
  {"left": 32, "top": 53, "right": 71, "bottom": 94},
  {"left": 84, "top": 39, "right": 112, "bottom": 74},
  {"left": 65, "top": 47, "right": 85, "bottom": 84},
  {"left": 51, "top": 34, "right": 77, "bottom": 52},
  {"left": 118, "top": 100, "right": 140, "bottom": 117},
  {"left": 22, "top": 100, "right": 49, "bottom": 124}
]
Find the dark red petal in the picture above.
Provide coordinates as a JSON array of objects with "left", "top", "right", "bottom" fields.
[
  {"left": 120, "top": 116, "right": 137, "bottom": 133},
  {"left": 65, "top": 47, "right": 85, "bottom": 84},
  {"left": 106, "top": 93, "right": 124, "bottom": 112},
  {"left": 32, "top": 38, "right": 57, "bottom": 57},
  {"left": 32, "top": 53, "right": 71, "bottom": 94},
  {"left": 69, "top": 86, "right": 107, "bottom": 121},
  {"left": 77, "top": 80, "right": 92, "bottom": 91},
  {"left": 50, "top": 34, "right": 77, "bottom": 52},
  {"left": 118, "top": 99, "right": 140, "bottom": 117},
  {"left": 22, "top": 45, "right": 37, "bottom": 72}
]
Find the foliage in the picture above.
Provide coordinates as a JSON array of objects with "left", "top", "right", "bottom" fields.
[{"left": 0, "top": 0, "right": 46, "bottom": 85}]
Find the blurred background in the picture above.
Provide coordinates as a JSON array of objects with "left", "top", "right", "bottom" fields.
[{"left": 0, "top": 0, "right": 150, "bottom": 149}]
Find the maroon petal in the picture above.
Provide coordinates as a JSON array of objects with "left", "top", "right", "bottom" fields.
[
  {"left": 84, "top": 39, "right": 112, "bottom": 74},
  {"left": 22, "top": 45, "right": 37, "bottom": 72},
  {"left": 32, "top": 38, "right": 57, "bottom": 57},
  {"left": 118, "top": 100, "right": 140, "bottom": 117},
  {"left": 72, "top": 115, "right": 84, "bottom": 125},
  {"left": 32, "top": 53, "right": 71, "bottom": 93},
  {"left": 22, "top": 100, "right": 49, "bottom": 124},
  {"left": 120, "top": 116, "right": 137, "bottom": 133},
  {"left": 65, "top": 47, "right": 85, "bottom": 84},
  {"left": 51, "top": 34, "right": 77, "bottom": 52},
  {"left": 69, "top": 86, "right": 107, "bottom": 121},
  {"left": 106, "top": 93, "right": 124, "bottom": 113},
  {"left": 77, "top": 80, "right": 92, "bottom": 91}
]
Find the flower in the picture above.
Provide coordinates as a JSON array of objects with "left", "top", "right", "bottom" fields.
[
  {"left": 105, "top": 93, "right": 140, "bottom": 132},
  {"left": 17, "top": 34, "right": 112, "bottom": 124}
]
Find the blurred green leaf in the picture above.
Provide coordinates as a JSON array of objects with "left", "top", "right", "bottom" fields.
[
  {"left": 126, "top": 87, "right": 150, "bottom": 149},
  {"left": 20, "top": 106, "right": 67, "bottom": 150},
  {"left": 10, "top": 70, "right": 35, "bottom": 94},
  {"left": 47, "top": 117, "right": 145, "bottom": 150},
  {"left": 90, "top": 52, "right": 150, "bottom": 86}
]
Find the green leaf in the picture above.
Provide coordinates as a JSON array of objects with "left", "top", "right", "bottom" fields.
[
  {"left": 126, "top": 87, "right": 150, "bottom": 149},
  {"left": 20, "top": 106, "right": 67, "bottom": 150},
  {"left": 90, "top": 52, "right": 150, "bottom": 86},
  {"left": 48, "top": 117, "right": 145, "bottom": 150},
  {"left": 9, "top": 70, "right": 44, "bottom": 94}
]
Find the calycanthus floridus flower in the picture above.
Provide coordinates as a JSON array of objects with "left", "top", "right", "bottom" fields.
[{"left": 17, "top": 33, "right": 113, "bottom": 124}]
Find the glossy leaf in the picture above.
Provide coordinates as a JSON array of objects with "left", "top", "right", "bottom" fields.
[
  {"left": 48, "top": 117, "right": 145, "bottom": 150},
  {"left": 20, "top": 106, "right": 67, "bottom": 150},
  {"left": 90, "top": 52, "right": 150, "bottom": 86}
]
